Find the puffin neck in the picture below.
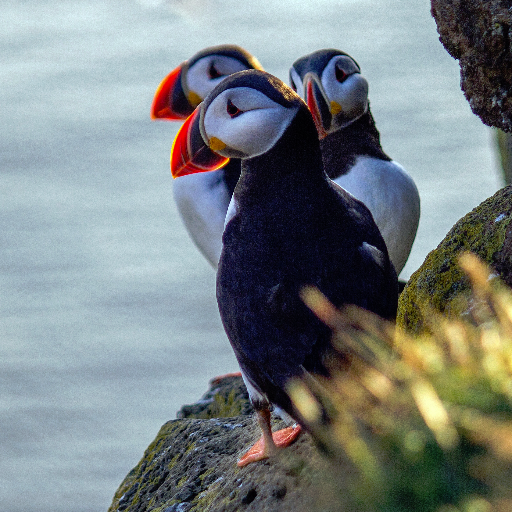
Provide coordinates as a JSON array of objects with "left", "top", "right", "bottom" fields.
[
  {"left": 222, "top": 159, "right": 242, "bottom": 196},
  {"left": 236, "top": 106, "right": 325, "bottom": 199},
  {"left": 320, "top": 107, "right": 391, "bottom": 179}
]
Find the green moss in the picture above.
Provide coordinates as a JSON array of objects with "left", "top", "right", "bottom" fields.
[
  {"left": 190, "top": 472, "right": 226, "bottom": 511},
  {"left": 398, "top": 188, "right": 512, "bottom": 335},
  {"left": 149, "top": 506, "right": 166, "bottom": 512},
  {"left": 199, "top": 468, "right": 215, "bottom": 483},
  {"left": 177, "top": 475, "right": 188, "bottom": 488},
  {"left": 168, "top": 453, "right": 180, "bottom": 471},
  {"left": 185, "top": 441, "right": 197, "bottom": 454},
  {"left": 186, "top": 388, "right": 248, "bottom": 420},
  {"left": 211, "top": 389, "right": 245, "bottom": 417},
  {"left": 150, "top": 499, "right": 179, "bottom": 512},
  {"left": 107, "top": 421, "right": 193, "bottom": 512}
]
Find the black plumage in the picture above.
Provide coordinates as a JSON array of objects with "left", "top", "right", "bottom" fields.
[
  {"left": 219, "top": 159, "right": 242, "bottom": 197},
  {"left": 319, "top": 110, "right": 391, "bottom": 178},
  {"left": 215, "top": 91, "right": 398, "bottom": 421}
]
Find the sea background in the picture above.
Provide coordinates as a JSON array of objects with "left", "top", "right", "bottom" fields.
[{"left": 0, "top": 0, "right": 501, "bottom": 510}]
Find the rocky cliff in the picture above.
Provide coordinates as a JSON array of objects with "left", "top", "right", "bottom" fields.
[{"left": 431, "top": 0, "right": 512, "bottom": 132}]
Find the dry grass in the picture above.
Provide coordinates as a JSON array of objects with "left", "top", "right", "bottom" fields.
[{"left": 289, "top": 253, "right": 512, "bottom": 512}]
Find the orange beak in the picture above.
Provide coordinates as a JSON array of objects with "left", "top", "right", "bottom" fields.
[
  {"left": 170, "top": 108, "right": 229, "bottom": 178},
  {"left": 151, "top": 65, "right": 193, "bottom": 120}
]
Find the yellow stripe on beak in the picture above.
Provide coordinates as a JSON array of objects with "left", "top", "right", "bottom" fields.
[
  {"left": 187, "top": 90, "right": 203, "bottom": 108},
  {"left": 330, "top": 101, "right": 342, "bottom": 115},
  {"left": 209, "top": 137, "right": 227, "bottom": 152}
]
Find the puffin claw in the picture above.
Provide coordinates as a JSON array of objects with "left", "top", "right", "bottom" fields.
[
  {"left": 272, "top": 424, "right": 302, "bottom": 447},
  {"left": 237, "top": 424, "right": 302, "bottom": 467},
  {"left": 237, "top": 436, "right": 271, "bottom": 467}
]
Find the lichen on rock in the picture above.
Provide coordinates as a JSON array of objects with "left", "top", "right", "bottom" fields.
[{"left": 398, "top": 186, "right": 512, "bottom": 335}]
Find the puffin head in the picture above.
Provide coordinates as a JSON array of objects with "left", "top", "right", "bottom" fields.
[
  {"left": 170, "top": 70, "right": 306, "bottom": 178},
  {"left": 151, "top": 45, "right": 263, "bottom": 120},
  {"left": 289, "top": 49, "right": 369, "bottom": 138}
]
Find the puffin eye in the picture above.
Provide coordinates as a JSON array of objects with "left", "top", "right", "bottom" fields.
[
  {"left": 335, "top": 65, "right": 347, "bottom": 83},
  {"left": 290, "top": 78, "right": 297, "bottom": 92},
  {"left": 226, "top": 99, "right": 242, "bottom": 118},
  {"left": 208, "top": 62, "right": 223, "bottom": 79}
]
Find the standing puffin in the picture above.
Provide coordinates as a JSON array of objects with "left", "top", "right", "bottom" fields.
[
  {"left": 170, "top": 70, "right": 398, "bottom": 466},
  {"left": 290, "top": 49, "right": 420, "bottom": 276},
  {"left": 151, "top": 45, "right": 263, "bottom": 267}
]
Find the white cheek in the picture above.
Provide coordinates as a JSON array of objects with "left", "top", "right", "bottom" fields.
[
  {"left": 204, "top": 102, "right": 298, "bottom": 158},
  {"left": 289, "top": 68, "right": 304, "bottom": 99},
  {"left": 186, "top": 61, "right": 224, "bottom": 99},
  {"left": 323, "top": 74, "right": 369, "bottom": 120},
  {"left": 186, "top": 62, "right": 214, "bottom": 99},
  {"left": 223, "top": 107, "right": 287, "bottom": 156},
  {"left": 194, "top": 76, "right": 228, "bottom": 97},
  {"left": 186, "top": 57, "right": 248, "bottom": 99}
]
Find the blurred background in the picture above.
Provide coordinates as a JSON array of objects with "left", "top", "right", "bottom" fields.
[{"left": 0, "top": 0, "right": 502, "bottom": 510}]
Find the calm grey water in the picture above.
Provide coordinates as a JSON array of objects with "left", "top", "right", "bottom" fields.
[{"left": 0, "top": 0, "right": 500, "bottom": 510}]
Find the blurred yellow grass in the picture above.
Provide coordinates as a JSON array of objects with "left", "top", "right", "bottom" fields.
[{"left": 291, "top": 253, "right": 512, "bottom": 512}]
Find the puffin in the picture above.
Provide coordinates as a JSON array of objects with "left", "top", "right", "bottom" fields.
[
  {"left": 151, "top": 45, "right": 263, "bottom": 267},
  {"left": 169, "top": 70, "right": 398, "bottom": 466},
  {"left": 289, "top": 49, "right": 420, "bottom": 276}
]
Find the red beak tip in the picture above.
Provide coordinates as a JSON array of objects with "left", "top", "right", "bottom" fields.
[
  {"left": 151, "top": 106, "right": 182, "bottom": 121},
  {"left": 169, "top": 108, "right": 231, "bottom": 178},
  {"left": 151, "top": 65, "right": 186, "bottom": 121}
]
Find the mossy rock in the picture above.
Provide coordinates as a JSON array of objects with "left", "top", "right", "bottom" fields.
[
  {"left": 177, "top": 375, "right": 253, "bottom": 420},
  {"left": 398, "top": 186, "right": 512, "bottom": 334},
  {"left": 108, "top": 376, "right": 355, "bottom": 512},
  {"left": 108, "top": 410, "right": 345, "bottom": 512}
]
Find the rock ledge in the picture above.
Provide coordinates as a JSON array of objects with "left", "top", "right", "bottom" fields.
[{"left": 108, "top": 377, "right": 343, "bottom": 512}]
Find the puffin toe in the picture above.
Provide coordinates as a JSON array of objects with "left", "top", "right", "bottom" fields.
[{"left": 237, "top": 424, "right": 302, "bottom": 467}]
